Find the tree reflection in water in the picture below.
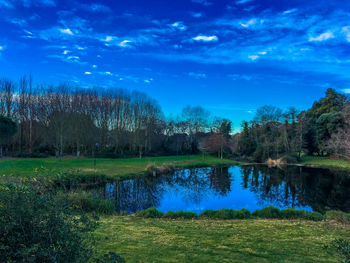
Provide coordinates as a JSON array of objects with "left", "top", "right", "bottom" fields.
[{"left": 101, "top": 165, "right": 350, "bottom": 213}]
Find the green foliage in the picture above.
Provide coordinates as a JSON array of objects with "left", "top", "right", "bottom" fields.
[
  {"left": 253, "top": 206, "right": 281, "bottom": 218},
  {"left": 0, "top": 183, "right": 98, "bottom": 263},
  {"left": 60, "top": 191, "right": 115, "bottom": 215},
  {"left": 325, "top": 239, "right": 350, "bottom": 263},
  {"left": 136, "top": 207, "right": 164, "bottom": 218},
  {"left": 326, "top": 211, "right": 350, "bottom": 224},
  {"left": 135, "top": 206, "right": 325, "bottom": 221},
  {"left": 0, "top": 115, "right": 17, "bottom": 144},
  {"left": 281, "top": 208, "right": 324, "bottom": 221},
  {"left": 163, "top": 210, "right": 198, "bottom": 219}
]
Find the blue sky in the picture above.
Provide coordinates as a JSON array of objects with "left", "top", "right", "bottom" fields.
[{"left": 0, "top": 0, "right": 350, "bottom": 130}]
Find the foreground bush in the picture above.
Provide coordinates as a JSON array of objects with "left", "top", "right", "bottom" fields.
[
  {"left": 0, "top": 183, "right": 124, "bottom": 263},
  {"left": 0, "top": 183, "right": 97, "bottom": 263},
  {"left": 324, "top": 238, "right": 350, "bottom": 263}
]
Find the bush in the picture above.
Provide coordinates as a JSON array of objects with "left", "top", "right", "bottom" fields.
[
  {"left": 326, "top": 210, "right": 350, "bottom": 224},
  {"left": 199, "top": 209, "right": 217, "bottom": 219},
  {"left": 233, "top": 208, "right": 252, "bottom": 219},
  {"left": 199, "top": 209, "right": 251, "bottom": 220},
  {"left": 324, "top": 239, "right": 350, "bottom": 263},
  {"left": 303, "top": 211, "right": 324, "bottom": 221},
  {"left": 163, "top": 210, "right": 198, "bottom": 219},
  {"left": 281, "top": 208, "right": 305, "bottom": 219},
  {"left": 0, "top": 183, "right": 98, "bottom": 263},
  {"left": 253, "top": 206, "right": 281, "bottom": 218},
  {"left": 136, "top": 207, "right": 164, "bottom": 218},
  {"left": 60, "top": 191, "right": 115, "bottom": 215}
]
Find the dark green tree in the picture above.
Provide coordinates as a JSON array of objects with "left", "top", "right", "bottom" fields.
[{"left": 0, "top": 115, "right": 17, "bottom": 157}]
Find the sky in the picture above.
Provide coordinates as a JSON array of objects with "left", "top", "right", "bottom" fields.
[{"left": 0, "top": 0, "right": 350, "bottom": 130}]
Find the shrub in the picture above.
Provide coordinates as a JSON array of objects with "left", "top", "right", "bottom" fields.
[
  {"left": 163, "top": 210, "right": 198, "bottom": 219},
  {"left": 253, "top": 206, "right": 281, "bottom": 218},
  {"left": 281, "top": 208, "right": 305, "bottom": 219},
  {"left": 199, "top": 209, "right": 217, "bottom": 219},
  {"left": 136, "top": 207, "right": 164, "bottom": 218},
  {"left": 233, "top": 208, "right": 251, "bottom": 219},
  {"left": 199, "top": 209, "right": 251, "bottom": 220},
  {"left": 326, "top": 210, "right": 350, "bottom": 224},
  {"left": 0, "top": 183, "right": 98, "bottom": 263},
  {"left": 303, "top": 211, "right": 324, "bottom": 221},
  {"left": 324, "top": 239, "right": 350, "bottom": 263},
  {"left": 61, "top": 191, "right": 115, "bottom": 215},
  {"left": 214, "top": 209, "right": 235, "bottom": 219}
]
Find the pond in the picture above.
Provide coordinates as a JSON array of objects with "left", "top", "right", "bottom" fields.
[{"left": 93, "top": 165, "right": 350, "bottom": 214}]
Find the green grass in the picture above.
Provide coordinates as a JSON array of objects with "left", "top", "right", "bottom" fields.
[
  {"left": 301, "top": 156, "right": 350, "bottom": 171},
  {"left": 93, "top": 216, "right": 350, "bottom": 263},
  {"left": 0, "top": 155, "right": 240, "bottom": 178}
]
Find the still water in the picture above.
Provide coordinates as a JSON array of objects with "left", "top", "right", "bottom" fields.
[{"left": 95, "top": 165, "right": 350, "bottom": 214}]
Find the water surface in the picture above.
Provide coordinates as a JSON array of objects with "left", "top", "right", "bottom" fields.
[{"left": 95, "top": 165, "right": 350, "bottom": 214}]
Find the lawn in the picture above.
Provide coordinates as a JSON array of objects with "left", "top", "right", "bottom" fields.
[
  {"left": 93, "top": 216, "right": 350, "bottom": 263},
  {"left": 301, "top": 156, "right": 350, "bottom": 172},
  {"left": 0, "top": 155, "right": 240, "bottom": 178}
]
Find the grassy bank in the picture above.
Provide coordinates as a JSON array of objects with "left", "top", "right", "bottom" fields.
[
  {"left": 93, "top": 216, "right": 350, "bottom": 263},
  {"left": 0, "top": 154, "right": 240, "bottom": 178},
  {"left": 301, "top": 156, "right": 350, "bottom": 171}
]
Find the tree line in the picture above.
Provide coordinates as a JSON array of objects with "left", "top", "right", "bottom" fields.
[
  {"left": 0, "top": 76, "right": 349, "bottom": 161},
  {"left": 231, "top": 88, "right": 350, "bottom": 162},
  {"left": 0, "top": 76, "right": 229, "bottom": 158}
]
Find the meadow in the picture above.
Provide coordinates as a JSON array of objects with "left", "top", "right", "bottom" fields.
[
  {"left": 93, "top": 216, "right": 350, "bottom": 263},
  {"left": 0, "top": 154, "right": 240, "bottom": 178}
]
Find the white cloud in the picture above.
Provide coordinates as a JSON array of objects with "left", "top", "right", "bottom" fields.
[
  {"left": 59, "top": 28, "right": 73, "bottom": 35},
  {"left": 118, "top": 40, "right": 132, "bottom": 47},
  {"left": 84, "top": 71, "right": 92, "bottom": 75},
  {"left": 228, "top": 74, "right": 252, "bottom": 81},
  {"left": 189, "top": 72, "right": 207, "bottom": 78},
  {"left": 309, "top": 31, "right": 334, "bottom": 42},
  {"left": 248, "top": 55, "right": 259, "bottom": 60},
  {"left": 103, "top": 36, "right": 116, "bottom": 42},
  {"left": 342, "top": 89, "right": 350, "bottom": 94},
  {"left": 92, "top": 65, "right": 97, "bottom": 68},
  {"left": 63, "top": 50, "right": 70, "bottom": 55},
  {"left": 0, "top": 45, "right": 4, "bottom": 51},
  {"left": 170, "top": 21, "right": 187, "bottom": 31},
  {"left": 283, "top": 8, "right": 297, "bottom": 14},
  {"left": 236, "top": 0, "right": 253, "bottom": 4},
  {"left": 239, "top": 18, "right": 257, "bottom": 28},
  {"left": 192, "top": 35, "right": 218, "bottom": 42},
  {"left": 258, "top": 51, "right": 267, "bottom": 55},
  {"left": 342, "top": 27, "right": 350, "bottom": 42}
]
